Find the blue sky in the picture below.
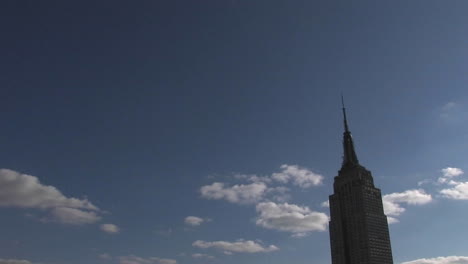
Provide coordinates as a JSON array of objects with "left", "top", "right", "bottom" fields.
[{"left": 1, "top": 1, "right": 468, "bottom": 264}]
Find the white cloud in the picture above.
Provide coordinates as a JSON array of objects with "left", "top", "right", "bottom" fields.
[
  {"left": 191, "top": 253, "right": 214, "bottom": 259},
  {"left": 439, "top": 167, "right": 464, "bottom": 184},
  {"left": 100, "top": 223, "right": 120, "bottom": 234},
  {"left": 441, "top": 167, "right": 464, "bottom": 178},
  {"left": 291, "top": 232, "right": 309, "bottom": 238},
  {"left": 383, "top": 189, "right": 432, "bottom": 205},
  {"left": 255, "top": 202, "right": 328, "bottom": 236},
  {"left": 0, "top": 259, "right": 32, "bottom": 264},
  {"left": 417, "top": 179, "right": 432, "bottom": 186},
  {"left": 440, "top": 182, "right": 468, "bottom": 200},
  {"left": 50, "top": 207, "right": 101, "bottom": 225},
  {"left": 119, "top": 255, "right": 177, "bottom": 264},
  {"left": 185, "top": 216, "right": 203, "bottom": 226},
  {"left": 200, "top": 164, "right": 322, "bottom": 206},
  {"left": 200, "top": 182, "right": 268, "bottom": 204},
  {"left": 321, "top": 200, "right": 329, "bottom": 208},
  {"left": 0, "top": 169, "right": 98, "bottom": 210},
  {"left": 0, "top": 168, "right": 101, "bottom": 225},
  {"left": 382, "top": 200, "right": 405, "bottom": 221},
  {"left": 383, "top": 189, "right": 432, "bottom": 223},
  {"left": 434, "top": 167, "right": 468, "bottom": 200},
  {"left": 386, "top": 216, "right": 400, "bottom": 224},
  {"left": 271, "top": 164, "right": 323, "bottom": 188},
  {"left": 234, "top": 174, "right": 272, "bottom": 184},
  {"left": 192, "top": 239, "right": 279, "bottom": 254},
  {"left": 184, "top": 216, "right": 211, "bottom": 226},
  {"left": 401, "top": 256, "right": 468, "bottom": 264},
  {"left": 266, "top": 186, "right": 291, "bottom": 202}
]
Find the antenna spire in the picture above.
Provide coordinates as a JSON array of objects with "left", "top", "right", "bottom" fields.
[
  {"left": 341, "top": 94, "right": 349, "bottom": 132},
  {"left": 340, "top": 95, "right": 359, "bottom": 169}
]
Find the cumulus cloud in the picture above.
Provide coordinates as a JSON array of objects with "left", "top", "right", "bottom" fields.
[
  {"left": 234, "top": 174, "right": 272, "bottom": 184},
  {"left": 321, "top": 200, "right": 329, "bottom": 208},
  {"left": 382, "top": 189, "right": 432, "bottom": 223},
  {"left": 417, "top": 179, "right": 432, "bottom": 186},
  {"left": 119, "top": 255, "right": 177, "bottom": 264},
  {"left": 184, "top": 216, "right": 204, "bottom": 226},
  {"left": 271, "top": 164, "right": 323, "bottom": 188},
  {"left": 255, "top": 202, "right": 328, "bottom": 236},
  {"left": 440, "top": 182, "right": 468, "bottom": 200},
  {"left": 0, "top": 169, "right": 101, "bottom": 225},
  {"left": 434, "top": 167, "right": 468, "bottom": 200},
  {"left": 50, "top": 207, "right": 101, "bottom": 225},
  {"left": 192, "top": 239, "right": 279, "bottom": 254},
  {"left": 266, "top": 186, "right": 291, "bottom": 203},
  {"left": 439, "top": 167, "right": 464, "bottom": 184},
  {"left": 384, "top": 189, "right": 432, "bottom": 205},
  {"left": 386, "top": 216, "right": 399, "bottom": 224},
  {"left": 200, "top": 182, "right": 268, "bottom": 204},
  {"left": 0, "top": 169, "right": 97, "bottom": 209},
  {"left": 401, "top": 255, "right": 468, "bottom": 264},
  {"left": 191, "top": 253, "right": 214, "bottom": 259},
  {"left": 442, "top": 167, "right": 464, "bottom": 178},
  {"left": 100, "top": 224, "right": 120, "bottom": 234},
  {"left": 0, "top": 259, "right": 32, "bottom": 264},
  {"left": 200, "top": 164, "right": 323, "bottom": 206}
]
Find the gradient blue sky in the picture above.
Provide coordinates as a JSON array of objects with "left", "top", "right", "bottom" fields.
[{"left": 1, "top": 1, "right": 468, "bottom": 264}]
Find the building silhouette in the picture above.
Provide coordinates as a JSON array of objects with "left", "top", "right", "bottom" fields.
[{"left": 328, "top": 101, "right": 394, "bottom": 264}]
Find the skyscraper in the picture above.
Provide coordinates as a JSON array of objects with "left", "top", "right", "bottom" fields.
[{"left": 328, "top": 101, "right": 394, "bottom": 264}]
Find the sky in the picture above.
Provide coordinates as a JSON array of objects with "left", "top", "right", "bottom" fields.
[{"left": 1, "top": 1, "right": 468, "bottom": 264}]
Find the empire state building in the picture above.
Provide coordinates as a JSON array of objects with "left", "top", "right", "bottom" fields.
[{"left": 328, "top": 102, "right": 394, "bottom": 264}]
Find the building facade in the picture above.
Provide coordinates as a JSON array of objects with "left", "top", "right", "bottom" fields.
[{"left": 328, "top": 103, "right": 394, "bottom": 264}]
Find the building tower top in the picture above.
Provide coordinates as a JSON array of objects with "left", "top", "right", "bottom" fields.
[
  {"left": 341, "top": 96, "right": 359, "bottom": 169},
  {"left": 329, "top": 99, "right": 394, "bottom": 264}
]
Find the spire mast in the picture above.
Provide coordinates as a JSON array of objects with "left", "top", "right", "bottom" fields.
[
  {"left": 340, "top": 95, "right": 359, "bottom": 169},
  {"left": 341, "top": 94, "right": 349, "bottom": 132}
]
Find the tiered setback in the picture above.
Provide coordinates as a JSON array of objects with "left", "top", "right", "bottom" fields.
[{"left": 329, "top": 165, "right": 393, "bottom": 264}]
